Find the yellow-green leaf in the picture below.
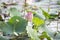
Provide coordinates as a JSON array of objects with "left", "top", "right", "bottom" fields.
[{"left": 33, "top": 17, "right": 44, "bottom": 27}]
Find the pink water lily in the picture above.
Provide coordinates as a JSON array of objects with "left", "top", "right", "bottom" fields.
[{"left": 25, "top": 12, "right": 33, "bottom": 22}]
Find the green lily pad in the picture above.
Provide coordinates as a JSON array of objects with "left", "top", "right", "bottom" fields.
[
  {"left": 0, "top": 36, "right": 9, "bottom": 40},
  {"left": 0, "top": 16, "right": 28, "bottom": 34},
  {"left": 9, "top": 8, "right": 20, "bottom": 16},
  {"left": 8, "top": 16, "right": 28, "bottom": 33}
]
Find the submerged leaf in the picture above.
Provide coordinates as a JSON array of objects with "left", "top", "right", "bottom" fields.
[{"left": 9, "top": 8, "right": 20, "bottom": 16}]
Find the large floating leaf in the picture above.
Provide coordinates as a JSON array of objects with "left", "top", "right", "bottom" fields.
[
  {"left": 9, "top": 8, "right": 20, "bottom": 16},
  {"left": 0, "top": 22, "right": 13, "bottom": 34},
  {"left": 0, "top": 16, "right": 28, "bottom": 34},
  {"left": 8, "top": 16, "right": 28, "bottom": 33},
  {"left": 0, "top": 21, "right": 13, "bottom": 34},
  {"left": 0, "top": 36, "right": 9, "bottom": 40}
]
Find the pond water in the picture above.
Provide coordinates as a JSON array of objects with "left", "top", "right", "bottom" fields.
[{"left": 0, "top": 0, "right": 60, "bottom": 40}]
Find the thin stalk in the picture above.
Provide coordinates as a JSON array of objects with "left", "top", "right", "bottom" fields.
[
  {"left": 25, "top": 0, "right": 27, "bottom": 6},
  {"left": 48, "top": 0, "right": 51, "bottom": 13},
  {"left": 57, "top": 20, "right": 58, "bottom": 32},
  {"left": 13, "top": 22, "right": 17, "bottom": 32},
  {"left": 21, "top": 0, "right": 27, "bottom": 17}
]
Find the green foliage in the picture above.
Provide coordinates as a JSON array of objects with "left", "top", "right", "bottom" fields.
[
  {"left": 33, "top": 12, "right": 44, "bottom": 19},
  {"left": 0, "top": 16, "right": 28, "bottom": 34},
  {"left": 0, "top": 6, "right": 57, "bottom": 40},
  {"left": 57, "top": 0, "right": 60, "bottom": 5},
  {"left": 32, "top": 16, "right": 44, "bottom": 30},
  {"left": 0, "top": 36, "right": 9, "bottom": 40},
  {"left": 32, "top": 11, "right": 45, "bottom": 30},
  {"left": 26, "top": 26, "right": 40, "bottom": 40},
  {"left": 48, "top": 7, "right": 50, "bottom": 12},
  {"left": 8, "top": 16, "right": 28, "bottom": 33},
  {"left": 0, "top": 15, "right": 4, "bottom": 21},
  {"left": 9, "top": 8, "right": 20, "bottom": 16},
  {"left": 40, "top": 8, "right": 50, "bottom": 19},
  {"left": 0, "top": 21, "right": 13, "bottom": 34},
  {"left": 39, "top": 31, "right": 51, "bottom": 40},
  {"left": 26, "top": 11, "right": 45, "bottom": 40},
  {"left": 49, "top": 14, "right": 58, "bottom": 19},
  {"left": 40, "top": 8, "right": 58, "bottom": 20},
  {"left": 32, "top": 11, "right": 37, "bottom": 15}
]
